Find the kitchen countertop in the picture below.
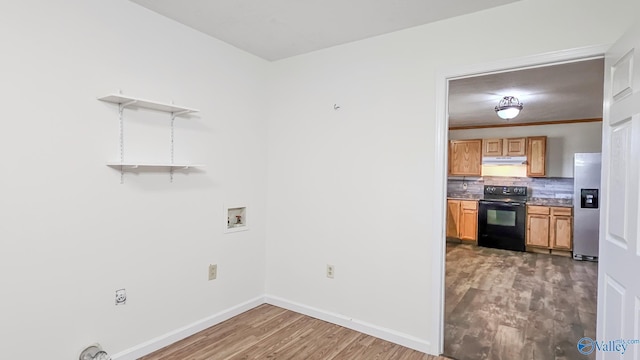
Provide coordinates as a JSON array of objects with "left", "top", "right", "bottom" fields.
[
  {"left": 447, "top": 195, "right": 482, "bottom": 200},
  {"left": 526, "top": 198, "right": 573, "bottom": 207},
  {"left": 448, "top": 195, "right": 573, "bottom": 207}
]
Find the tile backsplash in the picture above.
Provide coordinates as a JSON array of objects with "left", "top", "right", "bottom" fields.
[{"left": 448, "top": 176, "right": 573, "bottom": 201}]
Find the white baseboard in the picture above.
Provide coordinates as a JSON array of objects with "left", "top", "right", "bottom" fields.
[
  {"left": 111, "top": 296, "right": 265, "bottom": 360},
  {"left": 111, "top": 294, "right": 434, "bottom": 359},
  {"left": 264, "top": 294, "right": 432, "bottom": 354}
]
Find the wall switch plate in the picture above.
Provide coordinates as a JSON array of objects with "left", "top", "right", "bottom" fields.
[
  {"left": 115, "top": 289, "right": 126, "bottom": 305},
  {"left": 208, "top": 264, "right": 217, "bottom": 280},
  {"left": 326, "top": 264, "right": 335, "bottom": 279}
]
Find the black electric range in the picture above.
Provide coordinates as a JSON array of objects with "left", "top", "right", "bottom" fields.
[{"left": 477, "top": 185, "right": 528, "bottom": 252}]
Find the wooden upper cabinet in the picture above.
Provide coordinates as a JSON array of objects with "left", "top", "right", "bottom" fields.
[
  {"left": 527, "top": 136, "right": 547, "bottom": 177},
  {"left": 482, "top": 137, "right": 526, "bottom": 156},
  {"left": 504, "top": 138, "right": 526, "bottom": 156},
  {"left": 449, "top": 139, "right": 482, "bottom": 176},
  {"left": 482, "top": 138, "right": 503, "bottom": 156},
  {"left": 453, "top": 136, "right": 545, "bottom": 177}
]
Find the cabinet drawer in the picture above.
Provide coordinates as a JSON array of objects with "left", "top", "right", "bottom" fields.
[
  {"left": 528, "top": 205, "right": 550, "bottom": 215},
  {"left": 460, "top": 200, "right": 477, "bottom": 210},
  {"left": 551, "top": 207, "right": 572, "bottom": 216}
]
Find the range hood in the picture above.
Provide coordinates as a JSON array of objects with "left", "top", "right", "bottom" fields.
[{"left": 482, "top": 156, "right": 527, "bottom": 165}]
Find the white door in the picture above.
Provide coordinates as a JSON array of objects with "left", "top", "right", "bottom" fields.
[{"left": 597, "top": 20, "right": 640, "bottom": 359}]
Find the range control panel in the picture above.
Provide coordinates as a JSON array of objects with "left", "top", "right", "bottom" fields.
[{"left": 484, "top": 185, "right": 528, "bottom": 197}]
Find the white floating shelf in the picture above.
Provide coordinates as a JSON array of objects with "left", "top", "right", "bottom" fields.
[
  {"left": 106, "top": 162, "right": 204, "bottom": 169},
  {"left": 98, "top": 94, "right": 199, "bottom": 114}
]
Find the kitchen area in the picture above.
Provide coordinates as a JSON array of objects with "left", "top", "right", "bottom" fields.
[
  {"left": 446, "top": 134, "right": 601, "bottom": 260},
  {"left": 443, "top": 59, "right": 603, "bottom": 359}
]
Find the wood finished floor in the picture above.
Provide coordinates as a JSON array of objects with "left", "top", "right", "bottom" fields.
[
  {"left": 140, "top": 304, "right": 450, "bottom": 360},
  {"left": 444, "top": 242, "right": 598, "bottom": 360}
]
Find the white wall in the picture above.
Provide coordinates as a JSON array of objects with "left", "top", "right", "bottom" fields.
[
  {"left": 266, "top": 0, "right": 638, "bottom": 354},
  {"left": 1, "top": 0, "right": 637, "bottom": 358},
  {"left": 450, "top": 122, "right": 603, "bottom": 177},
  {"left": 0, "top": 1, "right": 268, "bottom": 359}
]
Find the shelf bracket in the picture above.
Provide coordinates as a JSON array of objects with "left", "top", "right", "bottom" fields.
[
  {"left": 172, "top": 110, "right": 192, "bottom": 117},
  {"left": 120, "top": 100, "right": 138, "bottom": 109}
]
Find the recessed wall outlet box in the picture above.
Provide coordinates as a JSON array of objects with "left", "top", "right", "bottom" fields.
[
  {"left": 208, "top": 264, "right": 217, "bottom": 280},
  {"left": 326, "top": 264, "right": 335, "bottom": 279},
  {"left": 115, "top": 289, "right": 126, "bottom": 305},
  {"left": 224, "top": 204, "right": 249, "bottom": 233}
]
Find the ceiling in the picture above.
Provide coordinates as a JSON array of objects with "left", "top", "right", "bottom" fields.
[
  {"left": 448, "top": 58, "right": 605, "bottom": 128},
  {"left": 130, "top": 0, "right": 522, "bottom": 61},
  {"left": 128, "top": 1, "right": 603, "bottom": 127}
]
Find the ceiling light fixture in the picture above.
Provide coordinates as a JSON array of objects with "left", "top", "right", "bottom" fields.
[{"left": 495, "top": 96, "right": 524, "bottom": 120}]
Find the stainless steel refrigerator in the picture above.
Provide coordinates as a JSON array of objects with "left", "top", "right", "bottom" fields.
[{"left": 573, "top": 153, "right": 601, "bottom": 261}]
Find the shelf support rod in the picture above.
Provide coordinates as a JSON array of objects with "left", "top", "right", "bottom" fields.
[
  {"left": 170, "top": 113, "right": 175, "bottom": 183},
  {"left": 118, "top": 103, "right": 127, "bottom": 184}
]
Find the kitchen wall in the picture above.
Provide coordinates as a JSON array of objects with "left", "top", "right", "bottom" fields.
[
  {"left": 0, "top": 1, "right": 268, "bottom": 359},
  {"left": 448, "top": 177, "right": 574, "bottom": 204},
  {"left": 450, "top": 121, "right": 603, "bottom": 177},
  {"left": 266, "top": 0, "right": 637, "bottom": 354}
]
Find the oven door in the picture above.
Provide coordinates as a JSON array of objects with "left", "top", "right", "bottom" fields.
[{"left": 477, "top": 200, "right": 526, "bottom": 252}]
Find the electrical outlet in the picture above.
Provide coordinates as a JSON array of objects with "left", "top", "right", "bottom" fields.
[
  {"left": 115, "top": 289, "right": 126, "bottom": 305},
  {"left": 208, "top": 264, "right": 217, "bottom": 280},
  {"left": 326, "top": 264, "right": 335, "bottom": 279}
]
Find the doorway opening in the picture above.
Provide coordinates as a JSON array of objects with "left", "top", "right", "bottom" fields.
[{"left": 432, "top": 45, "right": 609, "bottom": 358}]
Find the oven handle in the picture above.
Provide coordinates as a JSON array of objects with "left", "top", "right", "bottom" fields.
[{"left": 479, "top": 201, "right": 524, "bottom": 207}]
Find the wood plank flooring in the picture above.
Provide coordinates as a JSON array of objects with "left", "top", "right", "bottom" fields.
[
  {"left": 141, "top": 304, "right": 450, "bottom": 360},
  {"left": 444, "top": 242, "right": 598, "bottom": 360}
]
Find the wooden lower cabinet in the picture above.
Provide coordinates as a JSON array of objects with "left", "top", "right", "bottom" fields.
[
  {"left": 527, "top": 214, "right": 550, "bottom": 247},
  {"left": 526, "top": 205, "right": 573, "bottom": 252},
  {"left": 459, "top": 201, "right": 478, "bottom": 241},
  {"left": 550, "top": 207, "right": 572, "bottom": 249},
  {"left": 446, "top": 200, "right": 461, "bottom": 238},
  {"left": 447, "top": 199, "right": 478, "bottom": 241}
]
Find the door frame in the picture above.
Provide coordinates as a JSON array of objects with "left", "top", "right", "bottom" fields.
[{"left": 431, "top": 44, "right": 610, "bottom": 355}]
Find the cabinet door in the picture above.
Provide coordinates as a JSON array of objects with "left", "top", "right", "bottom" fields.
[
  {"left": 527, "top": 214, "right": 550, "bottom": 248},
  {"left": 551, "top": 211, "right": 572, "bottom": 250},
  {"left": 449, "top": 140, "right": 482, "bottom": 176},
  {"left": 527, "top": 136, "right": 547, "bottom": 177},
  {"left": 446, "top": 200, "right": 461, "bottom": 238},
  {"left": 482, "top": 138, "right": 503, "bottom": 156},
  {"left": 459, "top": 203, "right": 478, "bottom": 241},
  {"left": 504, "top": 137, "right": 526, "bottom": 156}
]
